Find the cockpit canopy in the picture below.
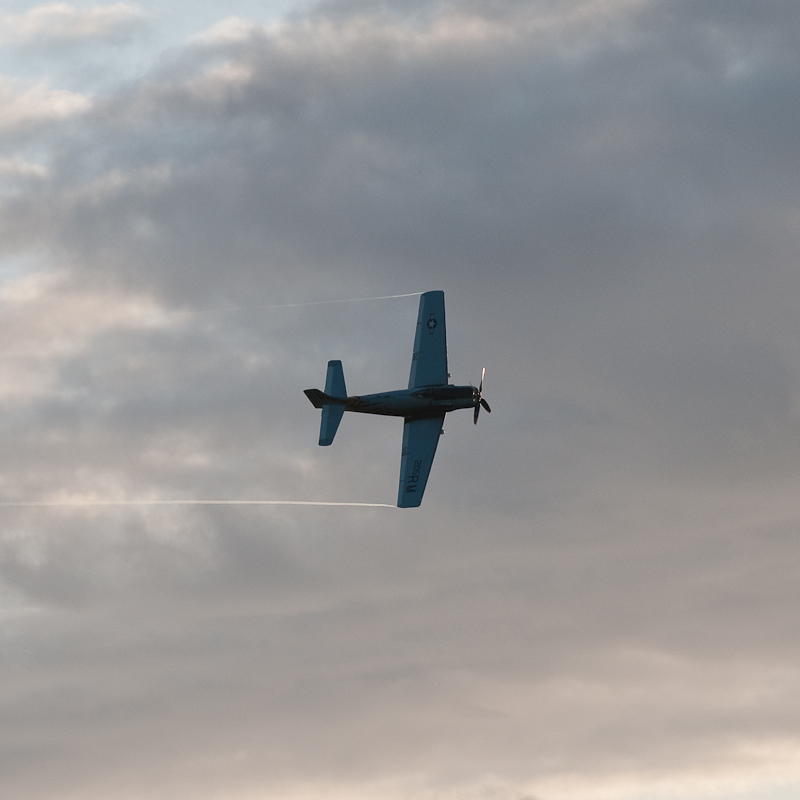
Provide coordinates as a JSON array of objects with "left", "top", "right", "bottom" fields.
[{"left": 411, "top": 385, "right": 475, "bottom": 402}]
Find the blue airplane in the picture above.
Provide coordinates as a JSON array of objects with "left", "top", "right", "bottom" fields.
[{"left": 304, "top": 291, "right": 490, "bottom": 507}]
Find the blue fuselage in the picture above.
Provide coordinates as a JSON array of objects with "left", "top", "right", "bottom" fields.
[{"left": 344, "top": 385, "right": 477, "bottom": 418}]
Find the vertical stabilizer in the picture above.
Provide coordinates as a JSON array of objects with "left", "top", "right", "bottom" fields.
[{"left": 319, "top": 360, "right": 347, "bottom": 446}]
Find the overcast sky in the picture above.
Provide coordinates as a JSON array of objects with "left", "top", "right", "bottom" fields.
[{"left": 2, "top": 1, "right": 800, "bottom": 799}]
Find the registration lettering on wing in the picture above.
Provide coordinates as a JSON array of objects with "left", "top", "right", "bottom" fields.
[{"left": 405, "top": 459, "right": 423, "bottom": 493}]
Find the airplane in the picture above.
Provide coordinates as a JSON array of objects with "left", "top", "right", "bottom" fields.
[{"left": 304, "top": 290, "right": 490, "bottom": 507}]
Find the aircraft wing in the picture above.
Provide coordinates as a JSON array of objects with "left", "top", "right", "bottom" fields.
[
  {"left": 408, "top": 290, "right": 448, "bottom": 388},
  {"left": 397, "top": 414, "right": 446, "bottom": 507}
]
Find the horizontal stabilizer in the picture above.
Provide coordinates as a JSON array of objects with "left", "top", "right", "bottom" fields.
[
  {"left": 324, "top": 359, "right": 347, "bottom": 399},
  {"left": 317, "top": 360, "right": 348, "bottom": 446},
  {"left": 319, "top": 404, "right": 345, "bottom": 446}
]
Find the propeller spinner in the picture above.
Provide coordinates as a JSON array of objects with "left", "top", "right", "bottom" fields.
[{"left": 473, "top": 367, "right": 492, "bottom": 424}]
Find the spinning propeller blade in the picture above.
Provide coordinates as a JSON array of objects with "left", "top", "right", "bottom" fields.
[{"left": 473, "top": 367, "right": 491, "bottom": 424}]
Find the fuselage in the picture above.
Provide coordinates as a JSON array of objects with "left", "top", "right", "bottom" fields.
[{"left": 344, "top": 384, "right": 477, "bottom": 418}]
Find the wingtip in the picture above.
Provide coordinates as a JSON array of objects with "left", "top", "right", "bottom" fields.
[{"left": 397, "top": 497, "right": 422, "bottom": 508}]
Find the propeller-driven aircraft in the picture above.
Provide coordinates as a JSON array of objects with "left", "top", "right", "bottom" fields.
[{"left": 304, "top": 290, "right": 490, "bottom": 507}]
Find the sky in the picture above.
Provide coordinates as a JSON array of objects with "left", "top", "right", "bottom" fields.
[{"left": 1, "top": 1, "right": 800, "bottom": 799}]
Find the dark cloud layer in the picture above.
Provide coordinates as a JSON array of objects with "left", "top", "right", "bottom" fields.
[{"left": 2, "top": 1, "right": 800, "bottom": 798}]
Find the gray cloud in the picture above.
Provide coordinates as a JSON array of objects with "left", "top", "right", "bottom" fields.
[
  {"left": 1, "top": 1, "right": 800, "bottom": 798},
  {"left": 0, "top": 3, "right": 148, "bottom": 46}
]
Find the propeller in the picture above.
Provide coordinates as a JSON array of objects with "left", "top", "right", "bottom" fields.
[{"left": 473, "top": 367, "right": 492, "bottom": 424}]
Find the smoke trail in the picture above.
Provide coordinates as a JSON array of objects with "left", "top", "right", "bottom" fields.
[
  {"left": 0, "top": 500, "right": 396, "bottom": 508},
  {"left": 209, "top": 292, "right": 422, "bottom": 313}
]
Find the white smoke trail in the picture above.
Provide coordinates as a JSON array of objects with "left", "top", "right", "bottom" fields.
[
  {"left": 209, "top": 292, "right": 422, "bottom": 313},
  {"left": 0, "top": 500, "right": 396, "bottom": 508}
]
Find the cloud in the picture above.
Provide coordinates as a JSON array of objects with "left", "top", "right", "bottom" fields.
[
  {"left": 0, "top": 157, "right": 47, "bottom": 179},
  {"left": 188, "top": 16, "right": 275, "bottom": 46},
  {"left": 2, "top": 0, "right": 800, "bottom": 798},
  {"left": 0, "top": 2, "right": 147, "bottom": 46},
  {"left": 0, "top": 76, "right": 90, "bottom": 132},
  {"left": 0, "top": 270, "right": 185, "bottom": 404}
]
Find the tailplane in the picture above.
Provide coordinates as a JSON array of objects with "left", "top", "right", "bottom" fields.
[{"left": 304, "top": 360, "right": 347, "bottom": 446}]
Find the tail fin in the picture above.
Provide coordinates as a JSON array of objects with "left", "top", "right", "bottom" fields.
[{"left": 318, "top": 360, "right": 347, "bottom": 446}]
